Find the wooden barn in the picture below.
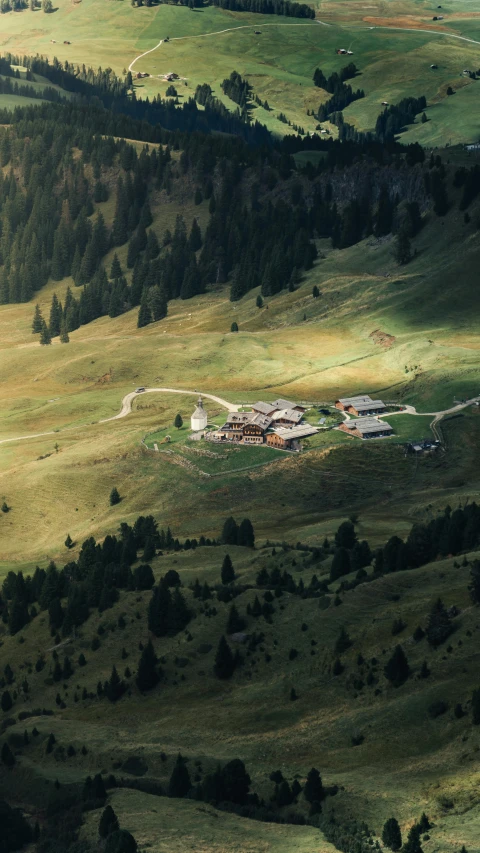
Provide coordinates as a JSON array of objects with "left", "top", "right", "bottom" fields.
[
  {"left": 335, "top": 395, "right": 386, "bottom": 416},
  {"left": 338, "top": 418, "right": 393, "bottom": 439},
  {"left": 266, "top": 424, "right": 318, "bottom": 450}
]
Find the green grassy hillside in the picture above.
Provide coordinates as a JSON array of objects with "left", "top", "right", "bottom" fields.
[
  {"left": 1, "top": 151, "right": 480, "bottom": 572},
  {"left": 1, "top": 535, "right": 480, "bottom": 851},
  {"left": 1, "top": 0, "right": 480, "bottom": 139}
]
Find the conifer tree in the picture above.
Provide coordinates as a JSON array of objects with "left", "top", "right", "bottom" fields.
[
  {"left": 110, "top": 254, "right": 122, "bottom": 280},
  {"left": 226, "top": 604, "right": 245, "bottom": 634},
  {"left": 221, "top": 517, "right": 238, "bottom": 545},
  {"left": 394, "top": 227, "right": 412, "bottom": 265},
  {"left": 330, "top": 547, "right": 351, "bottom": 581},
  {"left": 137, "top": 288, "right": 151, "bottom": 328},
  {"left": 1, "top": 742, "right": 15, "bottom": 767},
  {"left": 99, "top": 805, "right": 119, "bottom": 839},
  {"left": 48, "top": 293, "right": 63, "bottom": 337},
  {"left": 60, "top": 319, "right": 70, "bottom": 343},
  {"left": 32, "top": 304, "right": 43, "bottom": 334},
  {"left": 136, "top": 639, "right": 160, "bottom": 692},
  {"left": 105, "top": 666, "right": 125, "bottom": 702},
  {"left": 426, "top": 598, "right": 452, "bottom": 647},
  {"left": 40, "top": 319, "right": 51, "bottom": 345},
  {"left": 303, "top": 768, "right": 324, "bottom": 804},
  {"left": 382, "top": 817, "right": 402, "bottom": 851},
  {"left": 110, "top": 487, "right": 121, "bottom": 506},
  {"left": 1, "top": 690, "right": 13, "bottom": 712},
  {"left": 237, "top": 518, "right": 255, "bottom": 548},
  {"left": 214, "top": 635, "right": 235, "bottom": 679},
  {"left": 174, "top": 414, "right": 183, "bottom": 429},
  {"left": 188, "top": 218, "right": 202, "bottom": 252},
  {"left": 221, "top": 554, "right": 235, "bottom": 584},
  {"left": 384, "top": 645, "right": 410, "bottom": 687},
  {"left": 168, "top": 753, "right": 191, "bottom": 798}
]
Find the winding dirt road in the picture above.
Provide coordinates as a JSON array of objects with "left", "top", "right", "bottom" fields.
[
  {"left": 100, "top": 387, "right": 240, "bottom": 422},
  {"left": 128, "top": 16, "right": 480, "bottom": 76},
  {"left": 1, "top": 389, "right": 478, "bottom": 448}
]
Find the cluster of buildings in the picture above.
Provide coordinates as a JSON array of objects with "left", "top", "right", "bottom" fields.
[
  {"left": 189, "top": 391, "right": 396, "bottom": 448},
  {"left": 190, "top": 398, "right": 318, "bottom": 451},
  {"left": 335, "top": 394, "right": 394, "bottom": 440}
]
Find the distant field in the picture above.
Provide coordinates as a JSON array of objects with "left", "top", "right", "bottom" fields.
[{"left": 1, "top": 0, "right": 480, "bottom": 139}]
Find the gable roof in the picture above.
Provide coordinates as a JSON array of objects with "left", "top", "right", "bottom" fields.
[
  {"left": 252, "top": 401, "right": 276, "bottom": 415},
  {"left": 271, "top": 398, "right": 304, "bottom": 411},
  {"left": 344, "top": 417, "right": 393, "bottom": 434},
  {"left": 271, "top": 408, "right": 303, "bottom": 424},
  {"left": 272, "top": 425, "right": 318, "bottom": 440}
]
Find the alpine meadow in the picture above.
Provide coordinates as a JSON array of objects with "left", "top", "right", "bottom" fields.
[{"left": 1, "top": 0, "right": 480, "bottom": 852}]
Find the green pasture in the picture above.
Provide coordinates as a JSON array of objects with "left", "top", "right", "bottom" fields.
[
  {"left": 1, "top": 0, "right": 480, "bottom": 139},
  {"left": 381, "top": 412, "right": 434, "bottom": 441},
  {"left": 1, "top": 535, "right": 480, "bottom": 849}
]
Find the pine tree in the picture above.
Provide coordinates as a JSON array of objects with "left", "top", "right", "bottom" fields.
[
  {"left": 137, "top": 288, "right": 151, "bottom": 328},
  {"left": 384, "top": 645, "right": 410, "bottom": 687},
  {"left": 48, "top": 293, "right": 62, "bottom": 337},
  {"left": 303, "top": 767, "right": 324, "bottom": 804},
  {"left": 231, "top": 322, "right": 239, "bottom": 332},
  {"left": 110, "top": 487, "right": 121, "bottom": 506},
  {"left": 382, "top": 817, "right": 402, "bottom": 851},
  {"left": 329, "top": 547, "right": 351, "bottom": 581},
  {"left": 221, "top": 517, "right": 238, "bottom": 545},
  {"left": 168, "top": 753, "right": 191, "bottom": 797},
  {"left": 221, "top": 554, "right": 235, "bottom": 584},
  {"left": 174, "top": 414, "right": 183, "bottom": 429},
  {"left": 237, "top": 518, "right": 255, "bottom": 548},
  {"left": 60, "top": 319, "right": 70, "bottom": 343},
  {"left": 1, "top": 742, "right": 15, "bottom": 767},
  {"left": 394, "top": 227, "right": 412, "bottom": 265},
  {"left": 136, "top": 639, "right": 160, "bottom": 692},
  {"left": 426, "top": 598, "right": 452, "bottom": 647},
  {"left": 226, "top": 604, "right": 245, "bottom": 634},
  {"left": 214, "top": 635, "right": 235, "bottom": 679},
  {"left": 110, "top": 253, "right": 122, "bottom": 280},
  {"left": 105, "top": 666, "right": 125, "bottom": 702},
  {"left": 105, "top": 830, "right": 138, "bottom": 853},
  {"left": 188, "top": 218, "right": 202, "bottom": 252},
  {"left": 32, "top": 304, "right": 43, "bottom": 334},
  {"left": 99, "top": 805, "right": 119, "bottom": 838},
  {"left": 1, "top": 690, "right": 13, "bottom": 712},
  {"left": 40, "top": 319, "right": 51, "bottom": 345}
]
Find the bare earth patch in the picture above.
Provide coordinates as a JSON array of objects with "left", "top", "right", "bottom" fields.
[{"left": 369, "top": 329, "right": 396, "bottom": 348}]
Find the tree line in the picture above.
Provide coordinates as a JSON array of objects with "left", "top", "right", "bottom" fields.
[{"left": 212, "top": 0, "right": 315, "bottom": 18}]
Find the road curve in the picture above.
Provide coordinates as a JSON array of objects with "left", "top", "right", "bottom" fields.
[
  {"left": 128, "top": 20, "right": 329, "bottom": 74},
  {"left": 99, "top": 387, "right": 240, "bottom": 423}
]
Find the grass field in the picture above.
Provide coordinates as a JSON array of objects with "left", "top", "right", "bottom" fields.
[
  {"left": 0, "top": 169, "right": 480, "bottom": 571},
  {"left": 1, "top": 0, "right": 480, "bottom": 139},
  {"left": 1, "top": 535, "right": 480, "bottom": 851}
]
